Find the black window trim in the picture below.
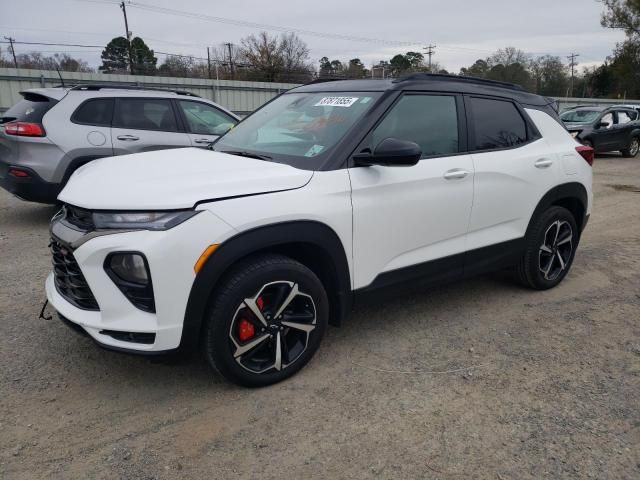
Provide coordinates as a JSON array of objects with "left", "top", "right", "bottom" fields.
[
  {"left": 464, "top": 94, "right": 541, "bottom": 155},
  {"left": 174, "top": 99, "right": 237, "bottom": 135},
  {"left": 349, "top": 90, "right": 469, "bottom": 166},
  {"left": 112, "top": 97, "right": 184, "bottom": 133},
  {"left": 70, "top": 98, "right": 115, "bottom": 127}
]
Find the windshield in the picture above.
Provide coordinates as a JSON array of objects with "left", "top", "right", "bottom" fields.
[
  {"left": 213, "top": 91, "right": 382, "bottom": 169},
  {"left": 560, "top": 109, "right": 602, "bottom": 123}
]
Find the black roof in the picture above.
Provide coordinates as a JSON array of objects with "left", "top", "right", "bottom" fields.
[{"left": 293, "top": 73, "right": 553, "bottom": 107}]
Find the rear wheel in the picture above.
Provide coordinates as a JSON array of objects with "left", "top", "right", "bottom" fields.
[
  {"left": 621, "top": 136, "right": 639, "bottom": 157},
  {"left": 516, "top": 206, "right": 578, "bottom": 290},
  {"left": 203, "top": 254, "right": 328, "bottom": 387}
]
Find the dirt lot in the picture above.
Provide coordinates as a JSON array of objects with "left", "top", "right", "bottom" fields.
[{"left": 0, "top": 155, "right": 639, "bottom": 480}]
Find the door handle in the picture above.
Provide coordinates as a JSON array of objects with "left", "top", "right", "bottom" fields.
[
  {"left": 194, "top": 138, "right": 213, "bottom": 144},
  {"left": 117, "top": 135, "right": 139, "bottom": 141},
  {"left": 443, "top": 168, "right": 469, "bottom": 180},
  {"left": 535, "top": 158, "right": 553, "bottom": 168}
]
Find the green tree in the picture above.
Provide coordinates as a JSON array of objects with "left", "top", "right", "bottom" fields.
[
  {"left": 405, "top": 51, "right": 424, "bottom": 69},
  {"left": 99, "top": 36, "right": 130, "bottom": 74},
  {"left": 530, "top": 55, "right": 568, "bottom": 96},
  {"left": 390, "top": 54, "right": 411, "bottom": 75},
  {"left": 130, "top": 37, "right": 157, "bottom": 75},
  {"left": 601, "top": 0, "right": 640, "bottom": 37},
  {"left": 460, "top": 59, "right": 489, "bottom": 77},
  {"left": 345, "top": 58, "right": 367, "bottom": 78}
]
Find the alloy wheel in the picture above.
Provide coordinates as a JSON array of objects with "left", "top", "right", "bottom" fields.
[
  {"left": 538, "top": 220, "right": 573, "bottom": 281},
  {"left": 630, "top": 138, "right": 639, "bottom": 156},
  {"left": 228, "top": 281, "right": 317, "bottom": 374}
]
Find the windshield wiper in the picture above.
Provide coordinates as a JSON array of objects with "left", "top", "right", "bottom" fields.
[{"left": 220, "top": 150, "right": 272, "bottom": 161}]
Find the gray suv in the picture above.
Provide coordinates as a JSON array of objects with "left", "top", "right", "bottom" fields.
[{"left": 0, "top": 85, "right": 239, "bottom": 204}]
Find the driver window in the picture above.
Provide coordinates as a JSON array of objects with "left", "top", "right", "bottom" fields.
[
  {"left": 370, "top": 95, "right": 459, "bottom": 158},
  {"left": 600, "top": 113, "right": 613, "bottom": 128}
]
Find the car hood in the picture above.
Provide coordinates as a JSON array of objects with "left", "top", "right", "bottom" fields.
[{"left": 58, "top": 148, "right": 313, "bottom": 210}]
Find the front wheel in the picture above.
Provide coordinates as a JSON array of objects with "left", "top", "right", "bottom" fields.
[
  {"left": 621, "top": 136, "right": 639, "bottom": 157},
  {"left": 516, "top": 206, "right": 578, "bottom": 290},
  {"left": 203, "top": 254, "right": 328, "bottom": 387}
]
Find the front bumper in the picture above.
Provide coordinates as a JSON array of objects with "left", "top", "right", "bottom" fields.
[
  {"left": 46, "top": 208, "right": 235, "bottom": 353},
  {"left": 0, "top": 161, "right": 61, "bottom": 204}
]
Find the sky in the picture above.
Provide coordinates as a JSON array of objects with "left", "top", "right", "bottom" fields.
[{"left": 0, "top": 0, "right": 627, "bottom": 73}]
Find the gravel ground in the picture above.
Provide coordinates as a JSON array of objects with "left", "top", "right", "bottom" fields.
[{"left": 1, "top": 155, "right": 639, "bottom": 479}]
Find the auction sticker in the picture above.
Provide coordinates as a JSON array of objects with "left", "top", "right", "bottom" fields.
[{"left": 314, "top": 96, "right": 359, "bottom": 107}]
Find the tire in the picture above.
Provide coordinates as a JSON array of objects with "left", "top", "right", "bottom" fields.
[
  {"left": 203, "top": 253, "right": 328, "bottom": 387},
  {"left": 516, "top": 206, "right": 578, "bottom": 290},
  {"left": 621, "top": 136, "right": 639, "bottom": 158},
  {"left": 581, "top": 139, "right": 593, "bottom": 149}
]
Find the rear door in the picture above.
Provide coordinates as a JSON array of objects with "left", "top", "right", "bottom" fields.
[
  {"left": 175, "top": 100, "right": 238, "bottom": 147},
  {"left": 465, "top": 95, "right": 561, "bottom": 263},
  {"left": 111, "top": 97, "right": 190, "bottom": 155},
  {"left": 612, "top": 109, "right": 635, "bottom": 149}
]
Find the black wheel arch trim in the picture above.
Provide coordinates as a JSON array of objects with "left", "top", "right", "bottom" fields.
[
  {"left": 179, "top": 220, "right": 352, "bottom": 352},
  {"left": 527, "top": 182, "right": 589, "bottom": 234}
]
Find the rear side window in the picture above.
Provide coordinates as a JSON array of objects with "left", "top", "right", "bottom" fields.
[
  {"left": 71, "top": 99, "right": 114, "bottom": 127},
  {"left": 469, "top": 97, "right": 528, "bottom": 151},
  {"left": 617, "top": 110, "right": 636, "bottom": 123},
  {"left": 113, "top": 98, "right": 178, "bottom": 132},
  {"left": 1, "top": 93, "right": 56, "bottom": 124},
  {"left": 371, "top": 94, "right": 459, "bottom": 157}
]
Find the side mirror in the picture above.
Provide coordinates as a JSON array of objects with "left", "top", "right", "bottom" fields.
[
  {"left": 596, "top": 121, "right": 610, "bottom": 129},
  {"left": 353, "top": 138, "right": 422, "bottom": 167}
]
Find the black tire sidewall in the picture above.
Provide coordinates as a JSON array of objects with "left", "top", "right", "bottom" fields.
[
  {"left": 204, "top": 256, "right": 328, "bottom": 387},
  {"left": 525, "top": 206, "right": 578, "bottom": 289}
]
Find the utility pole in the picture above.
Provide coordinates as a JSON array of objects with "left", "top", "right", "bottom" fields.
[
  {"left": 424, "top": 44, "right": 436, "bottom": 72},
  {"left": 224, "top": 42, "right": 234, "bottom": 79},
  {"left": 567, "top": 52, "right": 579, "bottom": 98},
  {"left": 207, "top": 47, "right": 212, "bottom": 79},
  {"left": 120, "top": 1, "right": 134, "bottom": 74},
  {"left": 4, "top": 37, "right": 18, "bottom": 68}
]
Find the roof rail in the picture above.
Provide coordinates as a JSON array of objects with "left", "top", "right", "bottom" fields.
[
  {"left": 393, "top": 73, "right": 525, "bottom": 92},
  {"left": 304, "top": 77, "right": 346, "bottom": 85},
  {"left": 68, "top": 84, "right": 200, "bottom": 97}
]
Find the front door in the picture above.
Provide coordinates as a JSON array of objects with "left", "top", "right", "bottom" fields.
[
  {"left": 349, "top": 93, "right": 474, "bottom": 290},
  {"left": 176, "top": 100, "right": 238, "bottom": 148}
]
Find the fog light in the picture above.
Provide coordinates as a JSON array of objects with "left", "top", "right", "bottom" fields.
[
  {"left": 109, "top": 253, "right": 149, "bottom": 283},
  {"left": 104, "top": 252, "right": 155, "bottom": 312}
]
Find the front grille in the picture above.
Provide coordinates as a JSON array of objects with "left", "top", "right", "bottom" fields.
[
  {"left": 64, "top": 205, "right": 94, "bottom": 230},
  {"left": 50, "top": 238, "right": 99, "bottom": 310}
]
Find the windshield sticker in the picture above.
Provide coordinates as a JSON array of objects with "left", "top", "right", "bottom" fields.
[
  {"left": 360, "top": 97, "right": 372, "bottom": 104},
  {"left": 314, "top": 96, "right": 359, "bottom": 108},
  {"left": 304, "top": 144, "right": 325, "bottom": 157}
]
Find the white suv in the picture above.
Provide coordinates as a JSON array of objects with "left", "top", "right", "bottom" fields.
[{"left": 46, "top": 74, "right": 593, "bottom": 387}]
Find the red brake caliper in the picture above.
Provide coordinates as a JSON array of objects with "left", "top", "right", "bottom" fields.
[{"left": 238, "top": 296, "right": 263, "bottom": 342}]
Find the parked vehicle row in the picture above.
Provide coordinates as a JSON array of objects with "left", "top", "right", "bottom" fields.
[
  {"left": 44, "top": 74, "right": 593, "bottom": 387},
  {"left": 0, "top": 85, "right": 238, "bottom": 204},
  {"left": 560, "top": 105, "right": 640, "bottom": 157}
]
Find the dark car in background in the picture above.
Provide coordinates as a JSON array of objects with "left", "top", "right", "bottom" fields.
[{"left": 561, "top": 106, "right": 640, "bottom": 157}]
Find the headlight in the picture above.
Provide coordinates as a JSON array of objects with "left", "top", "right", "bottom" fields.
[
  {"left": 570, "top": 131, "right": 580, "bottom": 138},
  {"left": 93, "top": 210, "right": 199, "bottom": 230}
]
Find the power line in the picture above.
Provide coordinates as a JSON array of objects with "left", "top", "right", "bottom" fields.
[{"left": 125, "top": 1, "right": 426, "bottom": 47}]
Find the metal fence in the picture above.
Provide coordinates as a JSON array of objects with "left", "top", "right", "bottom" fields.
[
  {"left": 2, "top": 68, "right": 639, "bottom": 116},
  {"left": 0, "top": 68, "right": 300, "bottom": 115}
]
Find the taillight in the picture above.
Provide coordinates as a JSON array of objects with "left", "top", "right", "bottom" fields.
[
  {"left": 4, "top": 122, "right": 45, "bottom": 137},
  {"left": 575, "top": 145, "right": 594, "bottom": 166},
  {"left": 8, "top": 167, "right": 31, "bottom": 178}
]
